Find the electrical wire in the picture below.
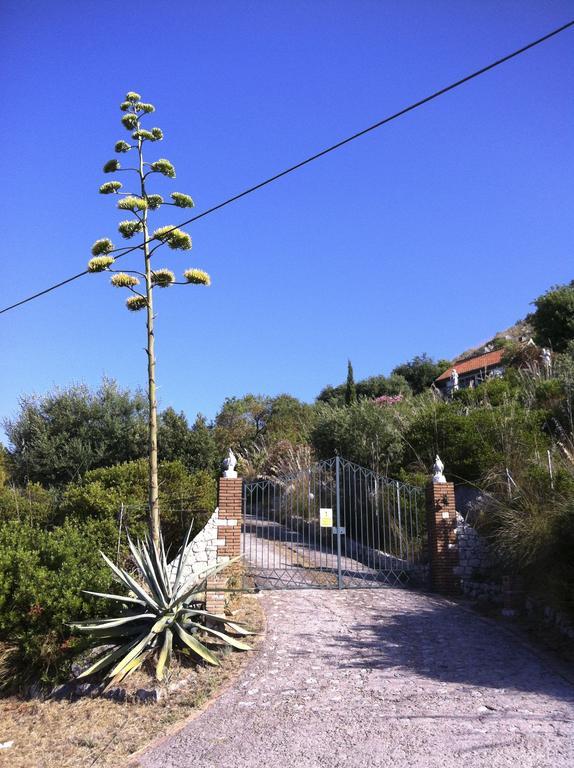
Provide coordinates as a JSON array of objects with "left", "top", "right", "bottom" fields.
[{"left": 1, "top": 19, "right": 572, "bottom": 317}]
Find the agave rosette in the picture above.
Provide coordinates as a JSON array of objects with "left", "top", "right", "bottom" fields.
[{"left": 70, "top": 527, "right": 250, "bottom": 686}]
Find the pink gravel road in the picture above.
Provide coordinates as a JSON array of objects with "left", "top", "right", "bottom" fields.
[{"left": 136, "top": 588, "right": 574, "bottom": 768}]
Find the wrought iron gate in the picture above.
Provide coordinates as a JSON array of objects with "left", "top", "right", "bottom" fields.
[{"left": 242, "top": 456, "right": 426, "bottom": 590}]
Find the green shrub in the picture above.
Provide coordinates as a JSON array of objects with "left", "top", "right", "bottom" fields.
[
  {"left": 311, "top": 399, "right": 406, "bottom": 471},
  {"left": 0, "top": 519, "right": 118, "bottom": 689},
  {"left": 58, "top": 459, "right": 216, "bottom": 549},
  {"left": 529, "top": 280, "right": 574, "bottom": 352},
  {"left": 0, "top": 483, "right": 58, "bottom": 527},
  {"left": 403, "top": 396, "right": 549, "bottom": 483},
  {"left": 478, "top": 456, "right": 574, "bottom": 618}
]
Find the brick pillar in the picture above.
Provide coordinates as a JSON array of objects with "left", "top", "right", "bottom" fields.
[
  {"left": 206, "top": 476, "right": 243, "bottom": 613},
  {"left": 425, "top": 480, "right": 460, "bottom": 594}
]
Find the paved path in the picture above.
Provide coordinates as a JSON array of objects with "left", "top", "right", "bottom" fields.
[{"left": 138, "top": 589, "right": 574, "bottom": 768}]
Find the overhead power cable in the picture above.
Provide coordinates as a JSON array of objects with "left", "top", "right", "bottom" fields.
[{"left": 1, "top": 19, "right": 573, "bottom": 317}]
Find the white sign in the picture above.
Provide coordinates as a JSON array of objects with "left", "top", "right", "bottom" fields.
[{"left": 319, "top": 508, "right": 333, "bottom": 528}]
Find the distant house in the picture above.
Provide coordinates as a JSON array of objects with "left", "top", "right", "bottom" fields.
[{"left": 434, "top": 349, "right": 506, "bottom": 395}]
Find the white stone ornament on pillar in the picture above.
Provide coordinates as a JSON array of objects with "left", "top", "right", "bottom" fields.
[
  {"left": 432, "top": 455, "right": 447, "bottom": 484},
  {"left": 221, "top": 448, "right": 238, "bottom": 478}
]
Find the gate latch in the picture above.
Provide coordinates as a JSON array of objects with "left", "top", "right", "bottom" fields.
[{"left": 332, "top": 526, "right": 346, "bottom": 535}]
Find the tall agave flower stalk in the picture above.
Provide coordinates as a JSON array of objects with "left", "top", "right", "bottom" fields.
[
  {"left": 88, "top": 91, "right": 211, "bottom": 550},
  {"left": 70, "top": 526, "right": 250, "bottom": 686}
]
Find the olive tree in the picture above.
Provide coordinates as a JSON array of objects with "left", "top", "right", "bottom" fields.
[{"left": 87, "top": 91, "right": 210, "bottom": 550}]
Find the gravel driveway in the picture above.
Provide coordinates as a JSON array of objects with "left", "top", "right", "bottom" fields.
[{"left": 137, "top": 588, "right": 574, "bottom": 768}]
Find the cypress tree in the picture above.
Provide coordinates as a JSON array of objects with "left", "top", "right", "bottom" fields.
[{"left": 345, "top": 359, "right": 357, "bottom": 405}]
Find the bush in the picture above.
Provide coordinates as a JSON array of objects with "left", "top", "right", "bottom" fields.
[
  {"left": 59, "top": 459, "right": 216, "bottom": 549},
  {"left": 0, "top": 518, "right": 118, "bottom": 689},
  {"left": 317, "top": 373, "right": 410, "bottom": 405},
  {"left": 478, "top": 456, "right": 574, "bottom": 618},
  {"left": 529, "top": 280, "right": 574, "bottom": 352},
  {"left": 4, "top": 380, "right": 148, "bottom": 487},
  {"left": 0, "top": 483, "right": 58, "bottom": 527},
  {"left": 403, "top": 396, "right": 549, "bottom": 484},
  {"left": 392, "top": 354, "right": 451, "bottom": 395},
  {"left": 311, "top": 400, "right": 406, "bottom": 471}
]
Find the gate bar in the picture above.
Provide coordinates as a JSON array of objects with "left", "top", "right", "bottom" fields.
[{"left": 335, "top": 455, "right": 343, "bottom": 589}]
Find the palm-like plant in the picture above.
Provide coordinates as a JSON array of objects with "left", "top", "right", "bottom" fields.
[{"left": 70, "top": 527, "right": 250, "bottom": 686}]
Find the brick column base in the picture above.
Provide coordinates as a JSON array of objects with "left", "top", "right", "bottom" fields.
[
  {"left": 425, "top": 481, "right": 460, "bottom": 594},
  {"left": 206, "top": 476, "right": 243, "bottom": 613}
]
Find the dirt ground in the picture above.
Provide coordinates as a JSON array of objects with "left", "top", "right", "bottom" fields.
[{"left": 0, "top": 595, "right": 265, "bottom": 768}]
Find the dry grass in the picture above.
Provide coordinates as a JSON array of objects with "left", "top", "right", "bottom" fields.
[{"left": 0, "top": 595, "right": 265, "bottom": 768}]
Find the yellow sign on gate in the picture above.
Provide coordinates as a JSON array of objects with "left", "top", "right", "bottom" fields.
[{"left": 319, "top": 508, "right": 333, "bottom": 527}]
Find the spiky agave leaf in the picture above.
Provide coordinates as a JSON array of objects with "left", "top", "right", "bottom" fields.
[
  {"left": 184, "top": 620, "right": 252, "bottom": 650},
  {"left": 173, "top": 622, "right": 220, "bottom": 666},
  {"left": 71, "top": 529, "right": 251, "bottom": 686},
  {"left": 110, "top": 273, "right": 139, "bottom": 288},
  {"left": 152, "top": 226, "right": 191, "bottom": 250},
  {"left": 98, "top": 550, "right": 159, "bottom": 610},
  {"left": 88, "top": 255, "right": 114, "bottom": 272},
  {"left": 156, "top": 629, "right": 173, "bottom": 681},
  {"left": 150, "top": 158, "right": 175, "bottom": 178},
  {"left": 126, "top": 295, "right": 147, "bottom": 312},
  {"left": 151, "top": 268, "right": 175, "bottom": 288},
  {"left": 99, "top": 181, "right": 122, "bottom": 194},
  {"left": 184, "top": 268, "right": 210, "bottom": 286},
  {"left": 82, "top": 590, "right": 145, "bottom": 607}
]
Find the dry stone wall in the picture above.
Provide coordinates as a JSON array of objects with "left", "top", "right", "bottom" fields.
[{"left": 170, "top": 508, "right": 219, "bottom": 585}]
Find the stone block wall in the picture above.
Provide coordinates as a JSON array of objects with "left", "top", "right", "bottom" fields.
[
  {"left": 169, "top": 508, "right": 219, "bottom": 586},
  {"left": 454, "top": 513, "right": 493, "bottom": 580}
]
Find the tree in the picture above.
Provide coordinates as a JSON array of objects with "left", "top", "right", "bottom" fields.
[
  {"left": 529, "top": 281, "right": 574, "bottom": 352},
  {"left": 317, "top": 372, "right": 410, "bottom": 405},
  {"left": 214, "top": 395, "right": 271, "bottom": 453},
  {"left": 392, "top": 354, "right": 451, "bottom": 394},
  {"left": 345, "top": 360, "right": 357, "bottom": 405},
  {"left": 266, "top": 395, "right": 315, "bottom": 445},
  {"left": 158, "top": 409, "right": 218, "bottom": 473},
  {"left": 214, "top": 394, "right": 315, "bottom": 455},
  {"left": 311, "top": 400, "right": 405, "bottom": 472},
  {"left": 4, "top": 380, "right": 147, "bottom": 487},
  {"left": 87, "top": 91, "right": 211, "bottom": 549}
]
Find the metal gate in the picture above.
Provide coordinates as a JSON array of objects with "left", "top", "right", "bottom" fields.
[{"left": 242, "top": 456, "right": 426, "bottom": 590}]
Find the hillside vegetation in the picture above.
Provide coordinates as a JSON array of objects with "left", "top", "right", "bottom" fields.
[{"left": 1, "top": 279, "right": 573, "bottom": 688}]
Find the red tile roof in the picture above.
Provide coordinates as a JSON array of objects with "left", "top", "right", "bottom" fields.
[{"left": 435, "top": 349, "right": 505, "bottom": 382}]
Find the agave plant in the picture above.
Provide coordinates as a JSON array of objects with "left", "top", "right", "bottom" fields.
[{"left": 70, "top": 527, "right": 251, "bottom": 687}]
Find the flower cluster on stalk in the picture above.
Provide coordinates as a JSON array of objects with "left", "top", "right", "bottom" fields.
[{"left": 88, "top": 90, "right": 211, "bottom": 312}]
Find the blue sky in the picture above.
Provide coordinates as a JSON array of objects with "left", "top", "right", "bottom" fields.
[{"left": 1, "top": 1, "right": 572, "bottom": 435}]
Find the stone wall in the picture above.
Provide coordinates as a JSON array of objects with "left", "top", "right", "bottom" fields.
[
  {"left": 454, "top": 512, "right": 493, "bottom": 580},
  {"left": 170, "top": 508, "right": 219, "bottom": 586}
]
